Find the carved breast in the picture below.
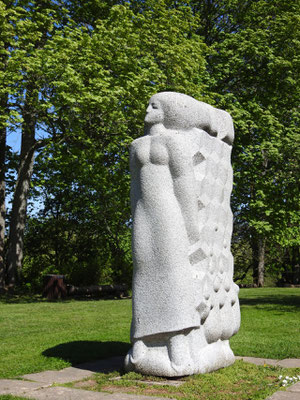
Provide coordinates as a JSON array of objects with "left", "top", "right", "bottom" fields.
[
  {"left": 133, "top": 136, "right": 169, "bottom": 167},
  {"left": 149, "top": 138, "right": 169, "bottom": 165},
  {"left": 133, "top": 137, "right": 150, "bottom": 166}
]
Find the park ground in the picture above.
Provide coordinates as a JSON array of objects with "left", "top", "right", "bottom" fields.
[{"left": 0, "top": 287, "right": 299, "bottom": 400}]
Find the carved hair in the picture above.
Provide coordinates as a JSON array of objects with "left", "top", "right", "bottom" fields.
[{"left": 149, "top": 92, "right": 234, "bottom": 145}]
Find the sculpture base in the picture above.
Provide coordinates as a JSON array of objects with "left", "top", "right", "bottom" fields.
[{"left": 124, "top": 328, "right": 235, "bottom": 377}]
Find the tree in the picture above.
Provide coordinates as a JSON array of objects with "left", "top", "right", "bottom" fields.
[
  {"left": 0, "top": 3, "right": 7, "bottom": 289},
  {"left": 0, "top": 0, "right": 16, "bottom": 289},
  {"left": 2, "top": 1, "right": 74, "bottom": 287},
  {"left": 7, "top": 0, "right": 298, "bottom": 289},
  {"left": 4, "top": 0, "right": 209, "bottom": 288},
  {"left": 30, "top": 0, "right": 208, "bottom": 286},
  {"left": 190, "top": 0, "right": 300, "bottom": 286}
]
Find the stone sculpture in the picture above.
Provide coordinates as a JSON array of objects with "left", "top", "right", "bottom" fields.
[{"left": 125, "top": 92, "right": 240, "bottom": 377}]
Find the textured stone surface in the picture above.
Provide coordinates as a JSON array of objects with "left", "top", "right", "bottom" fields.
[
  {"left": 22, "top": 356, "right": 124, "bottom": 384},
  {"left": 125, "top": 92, "right": 240, "bottom": 377},
  {"left": 22, "top": 367, "right": 93, "bottom": 384},
  {"left": 235, "top": 356, "right": 279, "bottom": 366},
  {"left": 19, "top": 386, "right": 175, "bottom": 400},
  {"left": 287, "top": 382, "right": 300, "bottom": 392},
  {"left": 267, "top": 391, "right": 300, "bottom": 400},
  {"left": 277, "top": 359, "right": 300, "bottom": 368},
  {"left": 236, "top": 356, "right": 300, "bottom": 368},
  {"left": 0, "top": 379, "right": 49, "bottom": 396},
  {"left": 110, "top": 376, "right": 184, "bottom": 387}
]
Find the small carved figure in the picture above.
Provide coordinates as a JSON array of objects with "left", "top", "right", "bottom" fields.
[{"left": 125, "top": 92, "right": 240, "bottom": 377}]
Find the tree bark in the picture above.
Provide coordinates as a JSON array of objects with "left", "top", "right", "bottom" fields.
[
  {"left": 252, "top": 234, "right": 266, "bottom": 287},
  {"left": 0, "top": 99, "right": 6, "bottom": 290},
  {"left": 291, "top": 247, "right": 300, "bottom": 285},
  {"left": 281, "top": 246, "right": 300, "bottom": 285},
  {"left": 0, "top": 24, "right": 9, "bottom": 289},
  {"left": 6, "top": 88, "right": 37, "bottom": 288}
]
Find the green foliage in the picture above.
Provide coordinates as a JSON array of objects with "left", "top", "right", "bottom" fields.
[
  {"left": 2, "top": 0, "right": 299, "bottom": 286},
  {"left": 2, "top": 1, "right": 70, "bottom": 126},
  {"left": 24, "top": 156, "right": 133, "bottom": 287},
  {"left": 227, "top": 2, "right": 298, "bottom": 241},
  {"left": 197, "top": 0, "right": 300, "bottom": 283},
  {"left": 19, "top": 0, "right": 209, "bottom": 286},
  {"left": 232, "top": 239, "right": 253, "bottom": 285}
]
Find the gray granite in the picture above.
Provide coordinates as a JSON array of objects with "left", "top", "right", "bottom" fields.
[
  {"left": 21, "top": 386, "right": 175, "bottom": 400},
  {"left": 287, "top": 382, "right": 300, "bottom": 392},
  {"left": 125, "top": 92, "right": 240, "bottom": 376},
  {"left": 0, "top": 379, "right": 49, "bottom": 396},
  {"left": 110, "top": 376, "right": 184, "bottom": 387},
  {"left": 22, "top": 356, "right": 124, "bottom": 383},
  {"left": 236, "top": 356, "right": 300, "bottom": 369},
  {"left": 235, "top": 356, "right": 279, "bottom": 366},
  {"left": 22, "top": 367, "right": 95, "bottom": 384},
  {"left": 267, "top": 391, "right": 300, "bottom": 400},
  {"left": 277, "top": 359, "right": 300, "bottom": 368}
]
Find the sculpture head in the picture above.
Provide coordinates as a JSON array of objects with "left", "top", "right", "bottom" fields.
[
  {"left": 144, "top": 98, "right": 164, "bottom": 125},
  {"left": 145, "top": 92, "right": 200, "bottom": 131},
  {"left": 145, "top": 92, "right": 234, "bottom": 144}
]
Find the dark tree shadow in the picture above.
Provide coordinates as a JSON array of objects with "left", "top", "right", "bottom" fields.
[
  {"left": 0, "top": 293, "right": 130, "bottom": 304},
  {"left": 239, "top": 294, "right": 300, "bottom": 312},
  {"left": 42, "top": 340, "right": 130, "bottom": 371},
  {"left": 0, "top": 293, "right": 46, "bottom": 304}
]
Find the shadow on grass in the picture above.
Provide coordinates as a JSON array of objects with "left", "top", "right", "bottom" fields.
[
  {"left": 0, "top": 294, "right": 130, "bottom": 304},
  {"left": 0, "top": 293, "right": 46, "bottom": 304},
  {"left": 42, "top": 340, "right": 130, "bottom": 367},
  {"left": 239, "top": 295, "right": 300, "bottom": 311}
]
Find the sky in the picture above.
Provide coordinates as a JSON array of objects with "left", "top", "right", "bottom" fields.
[{"left": 6, "top": 130, "right": 21, "bottom": 154}]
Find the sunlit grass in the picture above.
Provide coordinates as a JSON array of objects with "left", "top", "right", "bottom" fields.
[
  {"left": 231, "top": 287, "right": 300, "bottom": 359},
  {"left": 68, "top": 361, "right": 300, "bottom": 400},
  {"left": 0, "top": 298, "right": 131, "bottom": 378},
  {"left": 0, "top": 288, "right": 299, "bottom": 379}
]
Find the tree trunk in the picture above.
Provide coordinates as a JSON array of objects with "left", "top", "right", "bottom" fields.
[
  {"left": 281, "top": 247, "right": 300, "bottom": 285},
  {"left": 291, "top": 247, "right": 300, "bottom": 285},
  {"left": 252, "top": 234, "right": 266, "bottom": 287},
  {"left": 6, "top": 89, "right": 37, "bottom": 288},
  {"left": 0, "top": 107, "right": 6, "bottom": 290},
  {"left": 0, "top": 30, "right": 8, "bottom": 289}
]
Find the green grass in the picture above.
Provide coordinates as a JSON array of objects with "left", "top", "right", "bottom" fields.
[
  {"left": 0, "top": 397, "right": 30, "bottom": 400},
  {"left": 0, "top": 298, "right": 131, "bottom": 378},
  {"left": 231, "top": 287, "right": 300, "bottom": 359},
  {"left": 68, "top": 361, "right": 300, "bottom": 400},
  {"left": 0, "top": 288, "right": 299, "bottom": 380}
]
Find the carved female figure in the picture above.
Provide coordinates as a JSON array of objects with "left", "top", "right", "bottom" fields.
[{"left": 125, "top": 92, "right": 240, "bottom": 377}]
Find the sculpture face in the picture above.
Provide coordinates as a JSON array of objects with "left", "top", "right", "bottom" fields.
[{"left": 144, "top": 99, "right": 164, "bottom": 125}]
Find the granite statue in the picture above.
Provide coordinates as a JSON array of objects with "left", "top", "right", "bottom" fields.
[{"left": 124, "top": 92, "right": 240, "bottom": 377}]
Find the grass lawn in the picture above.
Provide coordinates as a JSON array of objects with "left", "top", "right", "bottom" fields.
[
  {"left": 231, "top": 287, "right": 300, "bottom": 359},
  {"left": 0, "top": 287, "right": 299, "bottom": 380},
  {"left": 67, "top": 361, "right": 300, "bottom": 400}
]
